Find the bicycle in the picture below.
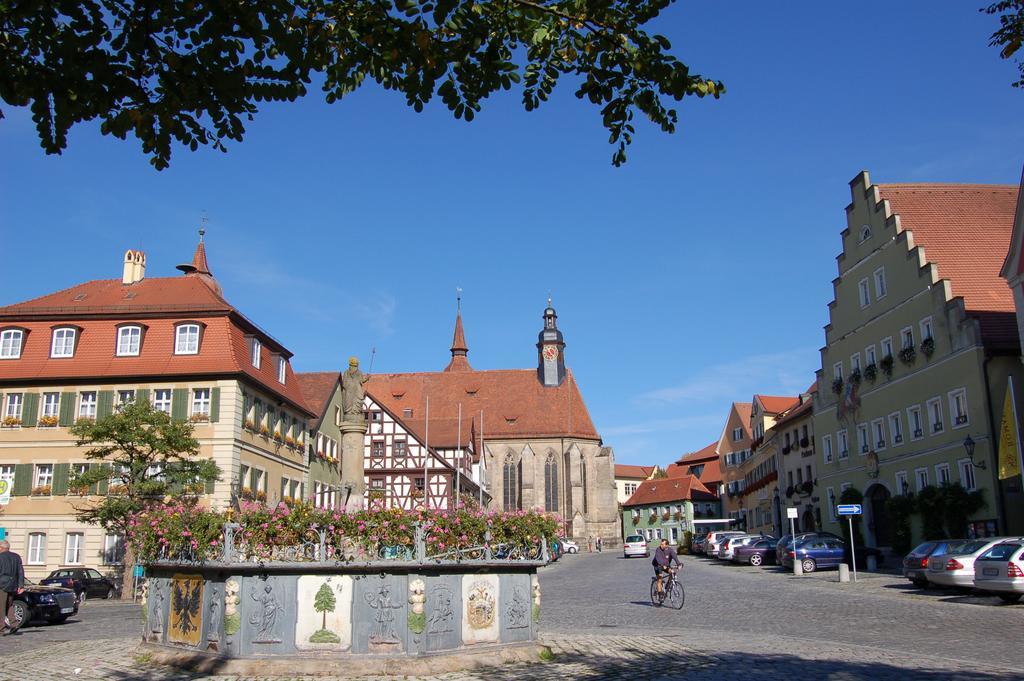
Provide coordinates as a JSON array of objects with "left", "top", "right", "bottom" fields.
[{"left": 650, "top": 568, "right": 685, "bottom": 609}]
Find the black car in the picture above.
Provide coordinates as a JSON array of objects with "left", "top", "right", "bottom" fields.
[
  {"left": 41, "top": 567, "right": 117, "bottom": 601},
  {"left": 7, "top": 580, "right": 79, "bottom": 627}
]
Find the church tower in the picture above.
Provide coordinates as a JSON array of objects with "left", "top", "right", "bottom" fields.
[{"left": 536, "top": 299, "right": 566, "bottom": 387}]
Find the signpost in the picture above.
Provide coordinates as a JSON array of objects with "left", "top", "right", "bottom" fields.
[
  {"left": 787, "top": 507, "right": 800, "bottom": 575},
  {"left": 836, "top": 504, "right": 862, "bottom": 582}
]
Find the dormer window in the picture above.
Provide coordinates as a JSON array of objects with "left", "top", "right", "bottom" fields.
[
  {"left": 174, "top": 323, "right": 201, "bottom": 355},
  {"left": 51, "top": 327, "right": 77, "bottom": 358},
  {"left": 116, "top": 325, "right": 143, "bottom": 356},
  {"left": 251, "top": 338, "right": 262, "bottom": 369},
  {"left": 277, "top": 356, "right": 287, "bottom": 384},
  {"left": 0, "top": 329, "right": 24, "bottom": 359}
]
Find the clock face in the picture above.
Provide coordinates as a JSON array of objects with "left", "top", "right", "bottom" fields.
[{"left": 543, "top": 345, "right": 558, "bottom": 361}]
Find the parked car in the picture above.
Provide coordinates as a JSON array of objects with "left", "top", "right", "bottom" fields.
[
  {"left": 901, "top": 539, "right": 966, "bottom": 588},
  {"left": 623, "top": 534, "right": 649, "bottom": 558},
  {"left": 926, "top": 538, "right": 1023, "bottom": 589},
  {"left": 561, "top": 539, "right": 579, "bottom": 554},
  {"left": 691, "top": 535, "right": 708, "bottom": 554},
  {"left": 973, "top": 540, "right": 1024, "bottom": 603},
  {"left": 5, "top": 580, "right": 78, "bottom": 627},
  {"left": 706, "top": 531, "right": 745, "bottom": 558},
  {"left": 719, "top": 535, "right": 760, "bottom": 561},
  {"left": 41, "top": 567, "right": 117, "bottom": 601},
  {"left": 781, "top": 537, "right": 884, "bottom": 573},
  {"left": 734, "top": 538, "right": 779, "bottom": 566},
  {"left": 776, "top": 532, "right": 843, "bottom": 565}
]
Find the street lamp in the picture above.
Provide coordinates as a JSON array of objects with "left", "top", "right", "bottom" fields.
[{"left": 963, "top": 435, "right": 986, "bottom": 470}]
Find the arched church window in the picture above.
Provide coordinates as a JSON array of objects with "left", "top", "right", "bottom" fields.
[
  {"left": 544, "top": 453, "right": 559, "bottom": 512},
  {"left": 859, "top": 225, "right": 872, "bottom": 242},
  {"left": 503, "top": 453, "right": 520, "bottom": 511},
  {"left": 580, "top": 457, "right": 589, "bottom": 514}
]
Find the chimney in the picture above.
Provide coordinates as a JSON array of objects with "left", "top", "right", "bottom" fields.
[{"left": 122, "top": 249, "right": 146, "bottom": 284}]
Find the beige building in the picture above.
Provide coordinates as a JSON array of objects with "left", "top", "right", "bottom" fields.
[
  {"left": 737, "top": 395, "right": 798, "bottom": 536},
  {"left": 775, "top": 387, "right": 819, "bottom": 533},
  {"left": 614, "top": 464, "right": 659, "bottom": 505},
  {"left": 0, "top": 238, "right": 314, "bottom": 580},
  {"left": 814, "top": 172, "right": 1023, "bottom": 547},
  {"left": 717, "top": 402, "right": 752, "bottom": 525}
]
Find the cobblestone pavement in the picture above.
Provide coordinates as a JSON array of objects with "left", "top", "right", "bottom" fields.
[{"left": 2, "top": 552, "right": 1022, "bottom": 680}]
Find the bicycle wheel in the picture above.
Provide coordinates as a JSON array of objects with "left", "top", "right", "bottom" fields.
[
  {"left": 668, "top": 581, "right": 685, "bottom": 610},
  {"left": 650, "top": 579, "right": 663, "bottom": 607}
]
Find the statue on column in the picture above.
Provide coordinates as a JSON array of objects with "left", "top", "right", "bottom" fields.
[{"left": 341, "top": 356, "right": 370, "bottom": 422}]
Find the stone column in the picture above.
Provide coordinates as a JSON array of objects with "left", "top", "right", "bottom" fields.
[{"left": 340, "top": 419, "right": 367, "bottom": 511}]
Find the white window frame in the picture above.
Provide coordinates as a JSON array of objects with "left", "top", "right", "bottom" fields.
[
  {"left": 907, "top": 405, "right": 924, "bottom": 440},
  {"left": 116, "top": 389, "right": 136, "bottom": 409},
  {"left": 64, "top": 532, "right": 84, "bottom": 565},
  {"left": 833, "top": 362, "right": 843, "bottom": 381},
  {"left": 732, "top": 427, "right": 743, "bottom": 442},
  {"left": 191, "top": 388, "right": 211, "bottom": 418},
  {"left": 850, "top": 352, "right": 861, "bottom": 373},
  {"left": 915, "top": 467, "right": 929, "bottom": 492},
  {"left": 79, "top": 391, "right": 97, "bottom": 419},
  {"left": 27, "top": 533, "right": 46, "bottom": 565},
  {"left": 51, "top": 327, "right": 77, "bottom": 358},
  {"left": 116, "top": 325, "right": 142, "bottom": 356},
  {"left": 958, "top": 459, "right": 977, "bottom": 492},
  {"left": 895, "top": 470, "right": 909, "bottom": 496},
  {"left": 153, "top": 389, "right": 172, "bottom": 414},
  {"left": 41, "top": 392, "right": 60, "bottom": 420},
  {"left": 920, "top": 317, "right": 933, "bottom": 341},
  {"left": 889, "top": 412, "right": 904, "bottom": 445},
  {"left": 857, "top": 423, "right": 869, "bottom": 455},
  {"left": 935, "top": 463, "right": 952, "bottom": 486},
  {"left": 251, "top": 338, "right": 262, "bottom": 369},
  {"left": 837, "top": 430, "right": 849, "bottom": 459},
  {"left": 949, "top": 388, "right": 969, "bottom": 428},
  {"left": 277, "top": 357, "right": 287, "bottom": 384},
  {"left": 873, "top": 267, "right": 887, "bottom": 299},
  {"left": 0, "top": 329, "right": 24, "bottom": 359},
  {"left": 174, "top": 324, "right": 201, "bottom": 355},
  {"left": 871, "top": 418, "right": 886, "bottom": 451},
  {"left": 928, "top": 397, "right": 944, "bottom": 433},
  {"left": 822, "top": 435, "right": 833, "bottom": 464},
  {"left": 4, "top": 393, "right": 23, "bottom": 421},
  {"left": 865, "top": 345, "right": 877, "bottom": 366},
  {"left": 881, "top": 336, "right": 893, "bottom": 359},
  {"left": 858, "top": 278, "right": 871, "bottom": 308},
  {"left": 35, "top": 463, "right": 54, "bottom": 489},
  {"left": 103, "top": 534, "right": 125, "bottom": 565},
  {"left": 900, "top": 326, "right": 914, "bottom": 351}
]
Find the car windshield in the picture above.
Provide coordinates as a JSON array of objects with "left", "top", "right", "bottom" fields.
[
  {"left": 947, "top": 540, "right": 990, "bottom": 555},
  {"left": 625, "top": 536, "right": 644, "bottom": 543},
  {"left": 978, "top": 543, "right": 1023, "bottom": 561}
]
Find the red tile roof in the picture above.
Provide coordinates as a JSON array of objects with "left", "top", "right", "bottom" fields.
[
  {"left": 295, "top": 372, "right": 341, "bottom": 428},
  {"left": 366, "top": 367, "right": 599, "bottom": 447},
  {"left": 668, "top": 442, "right": 722, "bottom": 487},
  {"left": 877, "top": 183, "right": 1020, "bottom": 346},
  {"left": 615, "top": 464, "right": 656, "bottom": 479},
  {"left": 756, "top": 395, "right": 799, "bottom": 414},
  {"left": 622, "top": 475, "right": 716, "bottom": 507},
  {"left": 677, "top": 442, "right": 718, "bottom": 464}
]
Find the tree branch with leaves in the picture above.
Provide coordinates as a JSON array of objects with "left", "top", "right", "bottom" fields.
[
  {"left": 68, "top": 400, "right": 220, "bottom": 597},
  {"left": 0, "top": 0, "right": 723, "bottom": 169},
  {"left": 984, "top": 0, "right": 1024, "bottom": 88}
]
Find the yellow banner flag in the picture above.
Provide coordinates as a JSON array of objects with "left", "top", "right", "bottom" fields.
[{"left": 998, "top": 380, "right": 1022, "bottom": 480}]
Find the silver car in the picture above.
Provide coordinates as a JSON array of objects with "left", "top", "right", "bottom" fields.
[
  {"left": 706, "top": 531, "right": 744, "bottom": 558},
  {"left": 623, "top": 534, "right": 649, "bottom": 558},
  {"left": 926, "top": 537, "right": 1023, "bottom": 589},
  {"left": 973, "top": 540, "right": 1024, "bottom": 603},
  {"left": 720, "top": 535, "right": 756, "bottom": 561}
]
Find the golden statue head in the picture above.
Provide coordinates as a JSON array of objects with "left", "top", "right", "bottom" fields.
[{"left": 348, "top": 356, "right": 359, "bottom": 368}]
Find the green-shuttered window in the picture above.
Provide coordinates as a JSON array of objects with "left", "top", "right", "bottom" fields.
[
  {"left": 12, "top": 463, "right": 33, "bottom": 496},
  {"left": 52, "top": 463, "right": 70, "bottom": 495},
  {"left": 136, "top": 388, "right": 150, "bottom": 406},
  {"left": 210, "top": 387, "right": 220, "bottom": 422},
  {"left": 171, "top": 388, "right": 188, "bottom": 421},
  {"left": 21, "top": 393, "right": 39, "bottom": 427},
  {"left": 97, "top": 390, "right": 114, "bottom": 419},
  {"left": 58, "top": 393, "right": 76, "bottom": 427}
]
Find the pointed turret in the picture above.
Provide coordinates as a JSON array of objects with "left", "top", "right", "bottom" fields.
[
  {"left": 444, "top": 297, "right": 472, "bottom": 372},
  {"left": 177, "top": 228, "right": 222, "bottom": 296}
]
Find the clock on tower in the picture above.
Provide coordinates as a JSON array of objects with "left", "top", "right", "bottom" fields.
[{"left": 536, "top": 299, "right": 566, "bottom": 387}]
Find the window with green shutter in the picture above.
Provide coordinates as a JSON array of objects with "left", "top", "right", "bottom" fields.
[
  {"left": 249, "top": 467, "right": 258, "bottom": 490},
  {"left": 210, "top": 387, "right": 220, "bottom": 422},
  {"left": 97, "top": 390, "right": 114, "bottom": 419},
  {"left": 12, "top": 464, "right": 33, "bottom": 496},
  {"left": 136, "top": 388, "right": 150, "bottom": 406},
  {"left": 52, "top": 463, "right": 70, "bottom": 495},
  {"left": 171, "top": 388, "right": 188, "bottom": 421},
  {"left": 21, "top": 393, "right": 39, "bottom": 427},
  {"left": 58, "top": 392, "right": 76, "bottom": 427}
]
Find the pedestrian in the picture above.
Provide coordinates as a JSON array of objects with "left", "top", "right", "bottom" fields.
[
  {"left": 587, "top": 536, "right": 593, "bottom": 553},
  {"left": 0, "top": 539, "right": 25, "bottom": 635},
  {"left": 596, "top": 536, "right": 603, "bottom": 552}
]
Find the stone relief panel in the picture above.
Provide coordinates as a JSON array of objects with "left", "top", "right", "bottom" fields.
[
  {"left": 204, "top": 581, "right": 224, "bottom": 652},
  {"left": 499, "top": 573, "right": 532, "bottom": 643},
  {"left": 425, "top": 574, "right": 462, "bottom": 652},
  {"left": 461, "top": 574, "right": 499, "bottom": 644},
  {"left": 352, "top": 574, "right": 408, "bottom": 654},
  {"left": 239, "top": 576, "right": 297, "bottom": 656},
  {"left": 146, "top": 577, "right": 168, "bottom": 643},
  {"left": 295, "top": 575, "right": 353, "bottom": 651}
]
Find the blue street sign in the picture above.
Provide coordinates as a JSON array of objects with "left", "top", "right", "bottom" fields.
[
  {"left": 0, "top": 528, "right": 5, "bottom": 540},
  {"left": 133, "top": 565, "right": 145, "bottom": 578},
  {"left": 836, "top": 504, "right": 862, "bottom": 516}
]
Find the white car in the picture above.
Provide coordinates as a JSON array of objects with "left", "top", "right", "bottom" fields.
[
  {"left": 706, "top": 531, "right": 744, "bottom": 558},
  {"left": 623, "top": 535, "right": 649, "bottom": 558},
  {"left": 926, "top": 537, "right": 1023, "bottom": 589},
  {"left": 561, "top": 540, "right": 579, "bottom": 554},
  {"left": 719, "top": 535, "right": 755, "bottom": 561},
  {"left": 973, "top": 540, "right": 1024, "bottom": 603}
]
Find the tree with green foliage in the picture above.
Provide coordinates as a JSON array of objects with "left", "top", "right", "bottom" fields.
[
  {"left": 0, "top": 0, "right": 723, "bottom": 169},
  {"left": 885, "top": 494, "right": 916, "bottom": 557},
  {"left": 310, "top": 582, "right": 341, "bottom": 643},
  {"left": 914, "top": 485, "right": 947, "bottom": 540},
  {"left": 984, "top": 1, "right": 1024, "bottom": 89},
  {"left": 69, "top": 399, "right": 221, "bottom": 598},
  {"left": 939, "top": 483, "right": 986, "bottom": 539}
]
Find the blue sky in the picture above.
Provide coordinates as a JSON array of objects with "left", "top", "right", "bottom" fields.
[{"left": 1, "top": 1, "right": 1021, "bottom": 467}]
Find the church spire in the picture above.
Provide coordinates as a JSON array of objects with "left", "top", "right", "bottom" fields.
[
  {"left": 176, "top": 225, "right": 222, "bottom": 295},
  {"left": 537, "top": 297, "right": 566, "bottom": 387},
  {"left": 444, "top": 291, "right": 472, "bottom": 372}
]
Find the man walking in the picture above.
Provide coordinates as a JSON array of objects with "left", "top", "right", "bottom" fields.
[{"left": 0, "top": 539, "right": 25, "bottom": 635}]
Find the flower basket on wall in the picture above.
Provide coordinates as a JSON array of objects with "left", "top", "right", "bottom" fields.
[
  {"left": 831, "top": 377, "right": 844, "bottom": 395},
  {"left": 2, "top": 416, "right": 22, "bottom": 428},
  {"left": 39, "top": 415, "right": 59, "bottom": 427},
  {"left": 255, "top": 490, "right": 267, "bottom": 502},
  {"left": 648, "top": 514, "right": 657, "bottom": 523},
  {"left": 661, "top": 511, "right": 670, "bottom": 521},
  {"left": 880, "top": 355, "right": 894, "bottom": 377},
  {"left": 244, "top": 419, "right": 256, "bottom": 431},
  {"left": 920, "top": 337, "right": 935, "bottom": 358},
  {"left": 31, "top": 485, "right": 51, "bottom": 496},
  {"left": 259, "top": 425, "right": 271, "bottom": 438},
  {"left": 898, "top": 346, "right": 916, "bottom": 365},
  {"left": 108, "top": 483, "right": 127, "bottom": 495},
  {"left": 189, "top": 413, "right": 210, "bottom": 423},
  {"left": 849, "top": 368, "right": 862, "bottom": 385},
  {"left": 863, "top": 363, "right": 878, "bottom": 381}
]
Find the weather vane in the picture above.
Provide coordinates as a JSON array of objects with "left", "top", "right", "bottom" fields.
[
  {"left": 199, "top": 212, "right": 208, "bottom": 240},
  {"left": 456, "top": 286, "right": 462, "bottom": 312}
]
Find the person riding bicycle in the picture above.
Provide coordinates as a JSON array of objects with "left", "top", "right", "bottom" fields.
[{"left": 652, "top": 539, "right": 682, "bottom": 597}]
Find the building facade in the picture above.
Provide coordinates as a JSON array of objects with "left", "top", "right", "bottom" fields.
[
  {"left": 0, "top": 238, "right": 314, "bottom": 580},
  {"left": 366, "top": 302, "right": 620, "bottom": 543},
  {"left": 622, "top": 475, "right": 719, "bottom": 545},
  {"left": 774, "top": 388, "right": 819, "bottom": 533},
  {"left": 737, "top": 395, "right": 797, "bottom": 536},
  {"left": 717, "top": 402, "right": 752, "bottom": 525},
  {"left": 814, "top": 172, "right": 1024, "bottom": 547},
  {"left": 295, "top": 372, "right": 345, "bottom": 509},
  {"left": 614, "top": 465, "right": 658, "bottom": 504}
]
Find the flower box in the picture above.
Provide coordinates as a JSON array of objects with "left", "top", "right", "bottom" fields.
[
  {"left": 184, "top": 483, "right": 206, "bottom": 495},
  {"left": 69, "top": 484, "right": 90, "bottom": 496},
  {"left": 673, "top": 512, "right": 682, "bottom": 520},
  {"left": 898, "top": 346, "right": 916, "bottom": 365},
  {"left": 849, "top": 368, "right": 862, "bottom": 385},
  {"left": 661, "top": 512, "right": 670, "bottom": 521},
  {"left": 108, "top": 483, "right": 127, "bottom": 495},
  {"left": 273, "top": 431, "right": 283, "bottom": 442},
  {"left": 31, "top": 485, "right": 51, "bottom": 496},
  {"left": 920, "top": 337, "right": 935, "bottom": 357},
  {"left": 2, "top": 416, "right": 22, "bottom": 428},
  {"left": 880, "top": 355, "right": 894, "bottom": 377},
  {"left": 785, "top": 485, "right": 795, "bottom": 498},
  {"left": 831, "top": 377, "right": 844, "bottom": 395},
  {"left": 863, "top": 363, "right": 878, "bottom": 381},
  {"left": 240, "top": 486, "right": 255, "bottom": 501},
  {"left": 648, "top": 514, "right": 657, "bottom": 524},
  {"left": 189, "top": 413, "right": 210, "bottom": 423},
  {"left": 255, "top": 490, "right": 267, "bottom": 502},
  {"left": 259, "top": 426, "right": 271, "bottom": 438},
  {"left": 800, "top": 436, "right": 809, "bottom": 448},
  {"left": 782, "top": 444, "right": 791, "bottom": 455},
  {"left": 244, "top": 419, "right": 256, "bottom": 431},
  {"left": 39, "top": 415, "right": 59, "bottom": 428}
]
